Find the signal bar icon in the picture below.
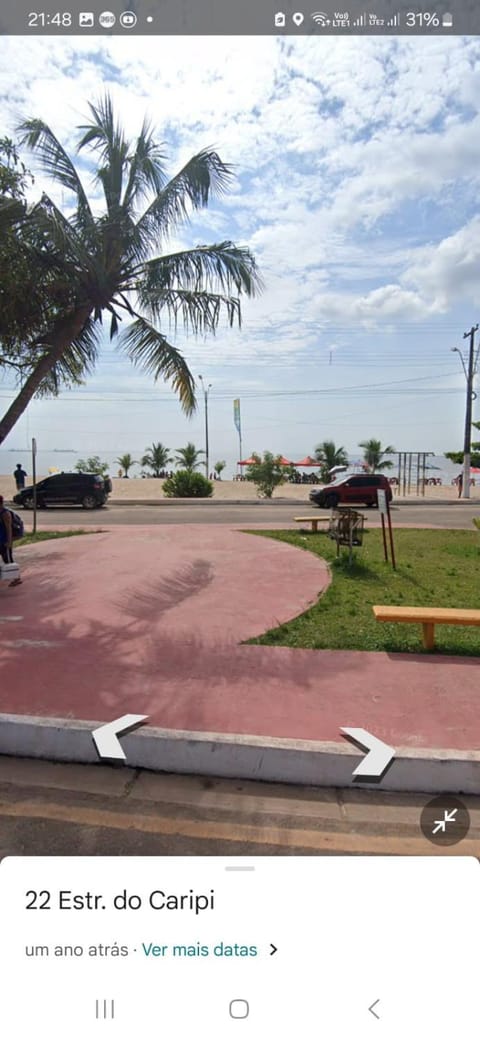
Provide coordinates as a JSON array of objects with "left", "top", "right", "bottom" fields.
[
  {"left": 353, "top": 12, "right": 366, "bottom": 25},
  {"left": 387, "top": 13, "right": 400, "bottom": 25}
]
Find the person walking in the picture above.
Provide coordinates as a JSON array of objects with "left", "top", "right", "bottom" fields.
[
  {"left": 13, "top": 463, "right": 27, "bottom": 491},
  {"left": 0, "top": 496, "right": 22, "bottom": 586},
  {"left": 457, "top": 472, "right": 463, "bottom": 498}
]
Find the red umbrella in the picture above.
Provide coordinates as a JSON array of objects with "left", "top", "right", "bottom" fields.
[
  {"left": 295, "top": 455, "right": 321, "bottom": 467},
  {"left": 238, "top": 455, "right": 294, "bottom": 466}
]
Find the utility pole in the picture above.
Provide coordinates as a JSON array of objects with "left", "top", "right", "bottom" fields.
[
  {"left": 460, "top": 325, "right": 478, "bottom": 499},
  {"left": 198, "top": 375, "right": 212, "bottom": 478}
]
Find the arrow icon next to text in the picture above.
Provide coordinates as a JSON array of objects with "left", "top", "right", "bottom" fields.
[
  {"left": 369, "top": 999, "right": 381, "bottom": 1020},
  {"left": 92, "top": 714, "right": 149, "bottom": 761},
  {"left": 340, "top": 727, "right": 396, "bottom": 780}
]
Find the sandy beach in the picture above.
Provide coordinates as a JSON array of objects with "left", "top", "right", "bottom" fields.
[{"left": 1, "top": 475, "right": 479, "bottom": 503}]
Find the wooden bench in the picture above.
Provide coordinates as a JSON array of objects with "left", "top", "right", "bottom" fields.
[
  {"left": 373, "top": 605, "right": 480, "bottom": 650},
  {"left": 294, "top": 515, "right": 330, "bottom": 533}
]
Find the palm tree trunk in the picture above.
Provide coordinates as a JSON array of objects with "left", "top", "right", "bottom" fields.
[{"left": 0, "top": 305, "right": 92, "bottom": 445}]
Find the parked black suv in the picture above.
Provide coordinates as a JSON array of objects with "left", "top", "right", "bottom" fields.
[
  {"left": 13, "top": 472, "right": 111, "bottom": 510},
  {"left": 309, "top": 473, "right": 393, "bottom": 509}
]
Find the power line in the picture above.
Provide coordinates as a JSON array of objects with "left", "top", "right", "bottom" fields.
[{"left": 0, "top": 368, "right": 461, "bottom": 401}]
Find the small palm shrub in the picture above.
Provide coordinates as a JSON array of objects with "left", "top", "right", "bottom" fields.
[{"left": 163, "top": 470, "right": 213, "bottom": 498}]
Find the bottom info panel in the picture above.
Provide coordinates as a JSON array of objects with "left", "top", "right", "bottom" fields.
[{"left": 0, "top": 856, "right": 479, "bottom": 1038}]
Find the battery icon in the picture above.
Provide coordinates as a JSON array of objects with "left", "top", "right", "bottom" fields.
[{"left": 442, "top": 12, "right": 453, "bottom": 26}]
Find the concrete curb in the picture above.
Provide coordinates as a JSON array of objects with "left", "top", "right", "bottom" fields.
[
  {"left": 58, "top": 497, "right": 479, "bottom": 508},
  {"left": 98, "top": 497, "right": 480, "bottom": 508},
  {"left": 1, "top": 713, "right": 480, "bottom": 794},
  {"left": 8, "top": 496, "right": 477, "bottom": 508}
]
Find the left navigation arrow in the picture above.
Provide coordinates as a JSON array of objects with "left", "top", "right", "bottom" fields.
[{"left": 92, "top": 714, "right": 149, "bottom": 761}]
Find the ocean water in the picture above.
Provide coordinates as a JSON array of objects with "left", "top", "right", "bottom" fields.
[{"left": 0, "top": 448, "right": 464, "bottom": 486}]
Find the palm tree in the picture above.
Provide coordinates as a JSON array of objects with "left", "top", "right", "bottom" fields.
[
  {"left": 175, "top": 442, "right": 204, "bottom": 472},
  {"left": 141, "top": 441, "right": 172, "bottom": 477},
  {"left": 214, "top": 460, "right": 226, "bottom": 479},
  {"left": 359, "top": 438, "right": 395, "bottom": 472},
  {"left": 1, "top": 141, "right": 86, "bottom": 395},
  {"left": 314, "top": 440, "right": 348, "bottom": 482},
  {"left": 116, "top": 452, "right": 136, "bottom": 477},
  {"left": 0, "top": 94, "right": 262, "bottom": 444}
]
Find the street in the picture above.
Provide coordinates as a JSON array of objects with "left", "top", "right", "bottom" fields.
[
  {"left": 22, "top": 499, "right": 480, "bottom": 529},
  {"left": 1, "top": 757, "right": 479, "bottom": 856}
]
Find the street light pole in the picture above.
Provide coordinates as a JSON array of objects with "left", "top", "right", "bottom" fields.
[
  {"left": 453, "top": 326, "right": 479, "bottom": 500},
  {"left": 198, "top": 375, "right": 212, "bottom": 478}
]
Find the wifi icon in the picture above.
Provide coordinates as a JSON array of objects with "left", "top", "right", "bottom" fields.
[{"left": 311, "top": 11, "right": 330, "bottom": 24}]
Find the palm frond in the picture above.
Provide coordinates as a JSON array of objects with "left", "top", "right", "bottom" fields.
[
  {"left": 77, "top": 94, "right": 126, "bottom": 157},
  {"left": 28, "top": 194, "right": 99, "bottom": 287},
  {"left": 137, "top": 287, "right": 241, "bottom": 335},
  {"left": 135, "top": 150, "right": 234, "bottom": 250},
  {"left": 62, "top": 314, "right": 101, "bottom": 370},
  {"left": 109, "top": 309, "right": 119, "bottom": 339},
  {"left": 23, "top": 316, "right": 101, "bottom": 397},
  {"left": 122, "top": 118, "right": 168, "bottom": 210},
  {"left": 77, "top": 94, "right": 129, "bottom": 213},
  {"left": 141, "top": 242, "right": 263, "bottom": 302},
  {"left": 118, "top": 316, "right": 196, "bottom": 415},
  {"left": 17, "top": 118, "right": 95, "bottom": 234}
]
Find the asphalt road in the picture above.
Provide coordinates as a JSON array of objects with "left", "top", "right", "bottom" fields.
[
  {"left": 22, "top": 499, "right": 480, "bottom": 529},
  {"left": 1, "top": 757, "right": 479, "bottom": 857}
]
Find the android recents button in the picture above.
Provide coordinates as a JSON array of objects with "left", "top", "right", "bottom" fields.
[{"left": 229, "top": 999, "right": 249, "bottom": 1019}]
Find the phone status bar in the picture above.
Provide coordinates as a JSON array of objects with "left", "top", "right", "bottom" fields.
[{"left": 1, "top": 0, "right": 477, "bottom": 34}]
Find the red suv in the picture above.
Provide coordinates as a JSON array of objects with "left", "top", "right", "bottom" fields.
[{"left": 309, "top": 473, "right": 393, "bottom": 509}]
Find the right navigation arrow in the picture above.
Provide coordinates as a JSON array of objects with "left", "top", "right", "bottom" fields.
[
  {"left": 340, "top": 727, "right": 395, "bottom": 780},
  {"left": 368, "top": 999, "right": 380, "bottom": 1020}
]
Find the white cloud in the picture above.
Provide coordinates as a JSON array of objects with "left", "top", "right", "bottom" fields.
[{"left": 402, "top": 216, "right": 480, "bottom": 308}]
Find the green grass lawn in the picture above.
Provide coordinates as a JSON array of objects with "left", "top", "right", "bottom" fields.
[
  {"left": 248, "top": 528, "right": 480, "bottom": 656},
  {"left": 17, "top": 529, "right": 103, "bottom": 547}
]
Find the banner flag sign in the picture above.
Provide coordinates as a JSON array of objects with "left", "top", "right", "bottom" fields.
[{"left": 233, "top": 398, "right": 241, "bottom": 434}]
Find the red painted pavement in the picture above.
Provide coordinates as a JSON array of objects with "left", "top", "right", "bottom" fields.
[{"left": 0, "top": 525, "right": 478, "bottom": 751}]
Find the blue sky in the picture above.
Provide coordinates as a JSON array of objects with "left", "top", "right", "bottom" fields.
[{"left": 1, "top": 33, "right": 480, "bottom": 475}]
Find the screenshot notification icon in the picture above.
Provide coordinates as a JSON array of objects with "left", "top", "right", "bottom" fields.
[{"left": 119, "top": 11, "right": 137, "bottom": 27}]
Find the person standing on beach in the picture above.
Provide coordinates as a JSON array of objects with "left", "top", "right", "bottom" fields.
[{"left": 13, "top": 463, "right": 27, "bottom": 491}]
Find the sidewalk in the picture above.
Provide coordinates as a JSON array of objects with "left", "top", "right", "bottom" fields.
[{"left": 1, "top": 525, "right": 479, "bottom": 792}]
